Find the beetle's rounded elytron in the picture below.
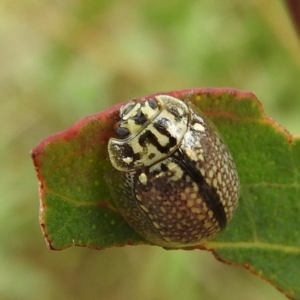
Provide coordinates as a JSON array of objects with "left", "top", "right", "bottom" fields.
[{"left": 105, "top": 95, "right": 239, "bottom": 248}]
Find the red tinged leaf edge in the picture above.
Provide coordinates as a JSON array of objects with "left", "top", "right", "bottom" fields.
[{"left": 31, "top": 88, "right": 299, "bottom": 300}]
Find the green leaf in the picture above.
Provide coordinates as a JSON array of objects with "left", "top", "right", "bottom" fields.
[{"left": 31, "top": 88, "right": 300, "bottom": 300}]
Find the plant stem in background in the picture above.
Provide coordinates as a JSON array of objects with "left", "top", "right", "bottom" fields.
[{"left": 286, "top": 0, "right": 300, "bottom": 37}]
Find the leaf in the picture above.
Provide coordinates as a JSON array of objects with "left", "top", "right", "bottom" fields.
[{"left": 31, "top": 88, "right": 300, "bottom": 300}]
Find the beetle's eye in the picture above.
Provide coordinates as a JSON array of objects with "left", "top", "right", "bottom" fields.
[{"left": 116, "top": 127, "right": 130, "bottom": 139}]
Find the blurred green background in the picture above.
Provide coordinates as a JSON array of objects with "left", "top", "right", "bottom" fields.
[{"left": 1, "top": 0, "right": 300, "bottom": 299}]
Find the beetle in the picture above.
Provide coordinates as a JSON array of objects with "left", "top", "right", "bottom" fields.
[{"left": 105, "top": 95, "right": 239, "bottom": 248}]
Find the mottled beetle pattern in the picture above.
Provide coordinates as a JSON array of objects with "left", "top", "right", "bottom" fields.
[{"left": 105, "top": 95, "right": 239, "bottom": 248}]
